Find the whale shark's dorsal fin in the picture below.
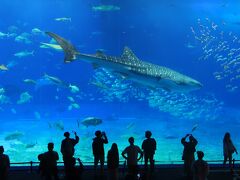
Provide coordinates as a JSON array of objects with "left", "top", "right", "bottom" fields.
[{"left": 122, "top": 47, "right": 140, "bottom": 62}]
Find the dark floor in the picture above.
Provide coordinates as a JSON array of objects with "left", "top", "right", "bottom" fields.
[{"left": 6, "top": 165, "right": 240, "bottom": 180}]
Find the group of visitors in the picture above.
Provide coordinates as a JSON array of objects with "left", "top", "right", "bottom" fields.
[
  {"left": 181, "top": 134, "right": 208, "bottom": 180},
  {"left": 36, "top": 130, "right": 156, "bottom": 180},
  {"left": 0, "top": 131, "right": 238, "bottom": 180},
  {"left": 38, "top": 131, "right": 80, "bottom": 180},
  {"left": 0, "top": 130, "right": 156, "bottom": 180},
  {"left": 181, "top": 132, "right": 238, "bottom": 180},
  {"left": 92, "top": 130, "right": 156, "bottom": 180}
]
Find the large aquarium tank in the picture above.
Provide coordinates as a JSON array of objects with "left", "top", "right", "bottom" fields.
[{"left": 0, "top": 0, "right": 240, "bottom": 164}]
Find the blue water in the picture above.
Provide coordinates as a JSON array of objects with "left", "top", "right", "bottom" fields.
[{"left": 0, "top": 0, "right": 240, "bottom": 164}]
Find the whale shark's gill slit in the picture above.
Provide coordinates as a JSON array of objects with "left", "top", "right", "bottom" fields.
[{"left": 45, "top": 32, "right": 79, "bottom": 63}]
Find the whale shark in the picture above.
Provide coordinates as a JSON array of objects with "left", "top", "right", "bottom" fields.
[{"left": 46, "top": 32, "right": 202, "bottom": 92}]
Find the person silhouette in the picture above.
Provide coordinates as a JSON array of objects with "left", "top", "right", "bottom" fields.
[
  {"left": 0, "top": 146, "right": 10, "bottom": 180},
  {"left": 107, "top": 143, "right": 119, "bottom": 180},
  {"left": 192, "top": 151, "right": 209, "bottom": 180},
  {"left": 181, "top": 134, "right": 198, "bottom": 179},
  {"left": 64, "top": 157, "right": 83, "bottom": 180},
  {"left": 223, "top": 132, "right": 238, "bottom": 169},
  {"left": 38, "top": 143, "right": 59, "bottom": 180},
  {"left": 122, "top": 137, "right": 143, "bottom": 178},
  {"left": 61, "top": 131, "right": 79, "bottom": 179},
  {"left": 92, "top": 130, "right": 108, "bottom": 175},
  {"left": 141, "top": 131, "right": 156, "bottom": 172}
]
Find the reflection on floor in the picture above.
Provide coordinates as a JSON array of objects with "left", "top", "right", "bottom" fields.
[{"left": 8, "top": 165, "right": 235, "bottom": 180}]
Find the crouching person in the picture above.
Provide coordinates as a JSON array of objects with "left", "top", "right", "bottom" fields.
[{"left": 192, "top": 151, "right": 209, "bottom": 180}]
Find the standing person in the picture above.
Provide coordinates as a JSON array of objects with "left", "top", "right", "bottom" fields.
[
  {"left": 61, "top": 131, "right": 79, "bottom": 179},
  {"left": 192, "top": 151, "right": 209, "bottom": 180},
  {"left": 141, "top": 131, "right": 156, "bottom": 172},
  {"left": 107, "top": 143, "right": 119, "bottom": 180},
  {"left": 223, "top": 132, "right": 238, "bottom": 169},
  {"left": 122, "top": 137, "right": 143, "bottom": 178},
  {"left": 92, "top": 130, "right": 108, "bottom": 175},
  {"left": 0, "top": 146, "right": 10, "bottom": 180},
  {"left": 38, "top": 143, "right": 59, "bottom": 180},
  {"left": 181, "top": 134, "right": 198, "bottom": 179}
]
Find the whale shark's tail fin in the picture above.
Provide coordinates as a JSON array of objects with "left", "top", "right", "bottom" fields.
[{"left": 45, "top": 32, "right": 79, "bottom": 63}]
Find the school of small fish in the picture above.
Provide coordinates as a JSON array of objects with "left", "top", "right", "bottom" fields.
[
  {"left": 91, "top": 68, "right": 224, "bottom": 120},
  {"left": 147, "top": 90, "right": 223, "bottom": 121},
  {"left": 189, "top": 18, "right": 240, "bottom": 92}
]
